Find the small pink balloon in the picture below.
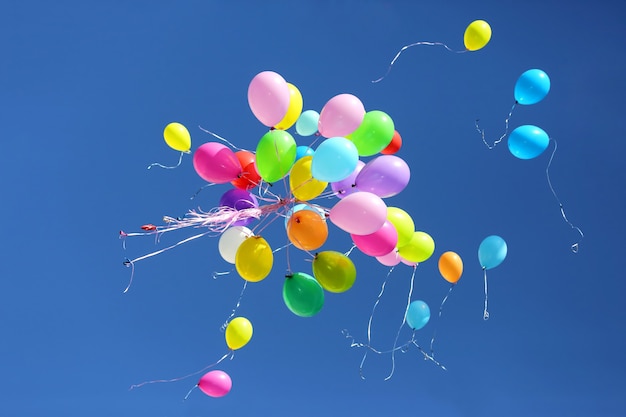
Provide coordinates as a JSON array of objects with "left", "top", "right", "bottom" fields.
[
  {"left": 329, "top": 191, "right": 387, "bottom": 235},
  {"left": 248, "top": 71, "right": 290, "bottom": 127},
  {"left": 318, "top": 94, "right": 365, "bottom": 138},
  {"left": 376, "top": 249, "right": 401, "bottom": 267},
  {"left": 351, "top": 220, "right": 398, "bottom": 257},
  {"left": 193, "top": 142, "right": 242, "bottom": 183},
  {"left": 198, "top": 370, "right": 232, "bottom": 398}
]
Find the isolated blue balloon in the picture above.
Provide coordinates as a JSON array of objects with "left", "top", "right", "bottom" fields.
[
  {"left": 514, "top": 69, "right": 550, "bottom": 105},
  {"left": 295, "top": 145, "right": 314, "bottom": 161},
  {"left": 478, "top": 235, "right": 507, "bottom": 270},
  {"left": 508, "top": 125, "right": 550, "bottom": 159},
  {"left": 296, "top": 110, "right": 320, "bottom": 136},
  {"left": 311, "top": 137, "right": 359, "bottom": 183},
  {"left": 406, "top": 300, "right": 430, "bottom": 330}
]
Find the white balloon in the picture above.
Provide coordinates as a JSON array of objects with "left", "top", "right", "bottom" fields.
[{"left": 219, "top": 226, "right": 253, "bottom": 264}]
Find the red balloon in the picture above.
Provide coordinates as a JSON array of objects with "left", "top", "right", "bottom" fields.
[
  {"left": 231, "top": 151, "right": 261, "bottom": 190},
  {"left": 381, "top": 130, "right": 402, "bottom": 155}
]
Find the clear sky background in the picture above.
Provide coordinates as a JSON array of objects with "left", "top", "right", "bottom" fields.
[{"left": 1, "top": 1, "right": 625, "bottom": 416}]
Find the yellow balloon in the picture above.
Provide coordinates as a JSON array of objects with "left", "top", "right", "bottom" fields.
[
  {"left": 386, "top": 207, "right": 415, "bottom": 248},
  {"left": 163, "top": 122, "right": 191, "bottom": 152},
  {"left": 274, "top": 83, "right": 303, "bottom": 130},
  {"left": 235, "top": 236, "right": 273, "bottom": 282},
  {"left": 225, "top": 317, "right": 253, "bottom": 350},
  {"left": 464, "top": 20, "right": 492, "bottom": 51},
  {"left": 398, "top": 231, "right": 435, "bottom": 263},
  {"left": 289, "top": 156, "right": 328, "bottom": 201}
]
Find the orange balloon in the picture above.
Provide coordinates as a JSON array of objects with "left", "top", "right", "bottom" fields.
[
  {"left": 287, "top": 209, "right": 328, "bottom": 251},
  {"left": 438, "top": 251, "right": 463, "bottom": 283}
]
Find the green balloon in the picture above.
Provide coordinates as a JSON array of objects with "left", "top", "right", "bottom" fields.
[
  {"left": 283, "top": 272, "right": 324, "bottom": 317},
  {"left": 348, "top": 110, "right": 395, "bottom": 157},
  {"left": 312, "top": 251, "right": 356, "bottom": 293},
  {"left": 255, "top": 129, "right": 297, "bottom": 183}
]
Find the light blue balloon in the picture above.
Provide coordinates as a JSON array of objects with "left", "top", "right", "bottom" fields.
[
  {"left": 311, "top": 137, "right": 359, "bottom": 183},
  {"left": 406, "top": 300, "right": 430, "bottom": 330},
  {"left": 514, "top": 69, "right": 550, "bottom": 105},
  {"left": 296, "top": 110, "right": 320, "bottom": 136},
  {"left": 295, "top": 145, "right": 314, "bottom": 161},
  {"left": 508, "top": 125, "right": 550, "bottom": 160},
  {"left": 478, "top": 235, "right": 507, "bottom": 270},
  {"left": 284, "top": 203, "right": 324, "bottom": 228}
]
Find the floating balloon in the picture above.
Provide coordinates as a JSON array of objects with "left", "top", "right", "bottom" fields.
[
  {"left": 193, "top": 142, "right": 241, "bottom": 184},
  {"left": 218, "top": 226, "right": 253, "bottom": 264},
  {"left": 289, "top": 156, "right": 328, "bottom": 201},
  {"left": 235, "top": 236, "right": 273, "bottom": 282},
  {"left": 275, "top": 82, "right": 303, "bottom": 130},
  {"left": 163, "top": 122, "right": 191, "bottom": 152},
  {"left": 295, "top": 110, "right": 320, "bottom": 136},
  {"left": 248, "top": 71, "right": 290, "bottom": 127},
  {"left": 351, "top": 220, "right": 398, "bottom": 257},
  {"left": 355, "top": 155, "right": 410, "bottom": 198},
  {"left": 398, "top": 231, "right": 435, "bottom": 263},
  {"left": 438, "top": 251, "right": 463, "bottom": 283},
  {"left": 386, "top": 207, "right": 415, "bottom": 248},
  {"left": 287, "top": 209, "right": 328, "bottom": 251},
  {"left": 231, "top": 151, "right": 261, "bottom": 190},
  {"left": 381, "top": 130, "right": 402, "bottom": 155},
  {"left": 508, "top": 125, "right": 550, "bottom": 160},
  {"left": 225, "top": 317, "right": 253, "bottom": 350},
  {"left": 283, "top": 203, "right": 325, "bottom": 229},
  {"left": 318, "top": 94, "right": 365, "bottom": 138},
  {"left": 295, "top": 145, "right": 314, "bottom": 161},
  {"left": 219, "top": 189, "right": 259, "bottom": 227},
  {"left": 347, "top": 110, "right": 395, "bottom": 156},
  {"left": 464, "top": 20, "right": 492, "bottom": 51},
  {"left": 478, "top": 235, "right": 507, "bottom": 270},
  {"left": 376, "top": 249, "right": 401, "bottom": 267},
  {"left": 514, "top": 69, "right": 550, "bottom": 105},
  {"left": 312, "top": 251, "right": 357, "bottom": 293},
  {"left": 330, "top": 160, "right": 364, "bottom": 199},
  {"left": 255, "top": 129, "right": 297, "bottom": 183},
  {"left": 311, "top": 137, "right": 359, "bottom": 183},
  {"left": 283, "top": 272, "right": 324, "bottom": 317},
  {"left": 406, "top": 300, "right": 430, "bottom": 330},
  {"left": 198, "top": 370, "right": 232, "bottom": 398},
  {"left": 329, "top": 191, "right": 388, "bottom": 235}
]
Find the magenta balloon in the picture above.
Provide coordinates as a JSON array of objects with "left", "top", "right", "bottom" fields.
[
  {"left": 376, "top": 249, "right": 401, "bottom": 267},
  {"left": 318, "top": 94, "right": 365, "bottom": 138},
  {"left": 247, "top": 71, "right": 290, "bottom": 127},
  {"left": 329, "top": 191, "right": 387, "bottom": 235},
  {"left": 331, "top": 160, "right": 365, "bottom": 199},
  {"left": 193, "top": 142, "right": 241, "bottom": 183},
  {"left": 198, "top": 370, "right": 232, "bottom": 398},
  {"left": 351, "top": 220, "right": 398, "bottom": 257},
  {"left": 355, "top": 155, "right": 410, "bottom": 198}
]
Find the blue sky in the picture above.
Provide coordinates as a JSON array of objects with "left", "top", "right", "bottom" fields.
[{"left": 1, "top": 1, "right": 625, "bottom": 416}]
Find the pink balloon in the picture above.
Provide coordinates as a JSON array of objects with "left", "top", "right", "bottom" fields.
[
  {"left": 355, "top": 155, "right": 410, "bottom": 198},
  {"left": 248, "top": 71, "right": 290, "bottom": 127},
  {"left": 351, "top": 220, "right": 398, "bottom": 256},
  {"left": 198, "top": 370, "right": 232, "bottom": 398},
  {"left": 329, "top": 191, "right": 387, "bottom": 235},
  {"left": 193, "top": 142, "right": 242, "bottom": 183},
  {"left": 318, "top": 94, "right": 365, "bottom": 138},
  {"left": 376, "top": 249, "right": 401, "bottom": 267}
]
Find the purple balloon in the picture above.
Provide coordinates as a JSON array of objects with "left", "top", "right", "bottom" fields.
[
  {"left": 354, "top": 155, "right": 410, "bottom": 198},
  {"left": 219, "top": 189, "right": 259, "bottom": 226},
  {"left": 331, "top": 160, "right": 365, "bottom": 199}
]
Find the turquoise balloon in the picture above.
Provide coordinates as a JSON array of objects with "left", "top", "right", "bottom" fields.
[
  {"left": 296, "top": 110, "right": 320, "bottom": 136},
  {"left": 283, "top": 272, "right": 325, "bottom": 317},
  {"left": 296, "top": 145, "right": 314, "bottom": 161},
  {"left": 311, "top": 137, "right": 359, "bottom": 182},
  {"left": 514, "top": 69, "right": 550, "bottom": 105},
  {"left": 478, "top": 235, "right": 507, "bottom": 270},
  {"left": 508, "top": 125, "right": 550, "bottom": 160},
  {"left": 406, "top": 300, "right": 430, "bottom": 330}
]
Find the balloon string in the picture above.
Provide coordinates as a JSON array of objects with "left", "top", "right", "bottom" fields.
[
  {"left": 147, "top": 151, "right": 186, "bottom": 170},
  {"left": 183, "top": 384, "right": 198, "bottom": 401},
  {"left": 546, "top": 138, "right": 584, "bottom": 253},
  {"left": 198, "top": 126, "right": 248, "bottom": 151},
  {"left": 429, "top": 283, "right": 456, "bottom": 359},
  {"left": 483, "top": 267, "right": 489, "bottom": 320},
  {"left": 220, "top": 281, "right": 248, "bottom": 332},
  {"left": 475, "top": 102, "right": 517, "bottom": 149},
  {"left": 385, "top": 264, "right": 417, "bottom": 381},
  {"left": 129, "top": 350, "right": 233, "bottom": 390},
  {"left": 372, "top": 41, "right": 466, "bottom": 83},
  {"left": 190, "top": 183, "right": 216, "bottom": 200}
]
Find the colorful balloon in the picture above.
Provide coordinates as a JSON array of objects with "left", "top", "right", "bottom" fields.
[
  {"left": 230, "top": 150, "right": 261, "bottom": 190},
  {"left": 508, "top": 125, "right": 550, "bottom": 160},
  {"left": 464, "top": 20, "right": 492, "bottom": 51},
  {"left": 289, "top": 156, "right": 328, "bottom": 201},
  {"left": 255, "top": 129, "right": 297, "bottom": 183},
  {"left": 376, "top": 249, "right": 401, "bottom": 267},
  {"left": 329, "top": 191, "right": 388, "bottom": 235},
  {"left": 355, "top": 155, "right": 410, "bottom": 198},
  {"left": 193, "top": 142, "right": 241, "bottom": 184},
  {"left": 163, "top": 122, "right": 191, "bottom": 152},
  {"left": 295, "top": 145, "right": 314, "bottom": 161},
  {"left": 312, "top": 251, "right": 357, "bottom": 293},
  {"left": 347, "top": 110, "right": 395, "bottom": 156},
  {"left": 295, "top": 110, "right": 320, "bottom": 136},
  {"left": 218, "top": 226, "right": 253, "bottom": 264},
  {"left": 225, "top": 317, "right": 253, "bottom": 350},
  {"left": 351, "top": 220, "right": 398, "bottom": 257},
  {"left": 386, "top": 207, "right": 415, "bottom": 248},
  {"left": 406, "top": 300, "right": 430, "bottom": 330},
  {"left": 287, "top": 208, "right": 328, "bottom": 251},
  {"left": 235, "top": 236, "right": 273, "bottom": 282},
  {"left": 218, "top": 189, "right": 259, "bottom": 227},
  {"left": 318, "top": 94, "right": 365, "bottom": 138},
  {"left": 274, "top": 82, "right": 303, "bottom": 130},
  {"left": 438, "top": 251, "right": 463, "bottom": 283},
  {"left": 330, "top": 160, "right": 364, "bottom": 199},
  {"left": 398, "top": 231, "right": 435, "bottom": 263},
  {"left": 283, "top": 272, "right": 325, "bottom": 317},
  {"left": 311, "top": 137, "right": 359, "bottom": 183},
  {"left": 381, "top": 130, "right": 402, "bottom": 155},
  {"left": 247, "top": 71, "right": 290, "bottom": 127},
  {"left": 478, "top": 235, "right": 507, "bottom": 270},
  {"left": 284, "top": 203, "right": 325, "bottom": 229},
  {"left": 514, "top": 69, "right": 550, "bottom": 105},
  {"left": 198, "top": 370, "right": 232, "bottom": 398}
]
